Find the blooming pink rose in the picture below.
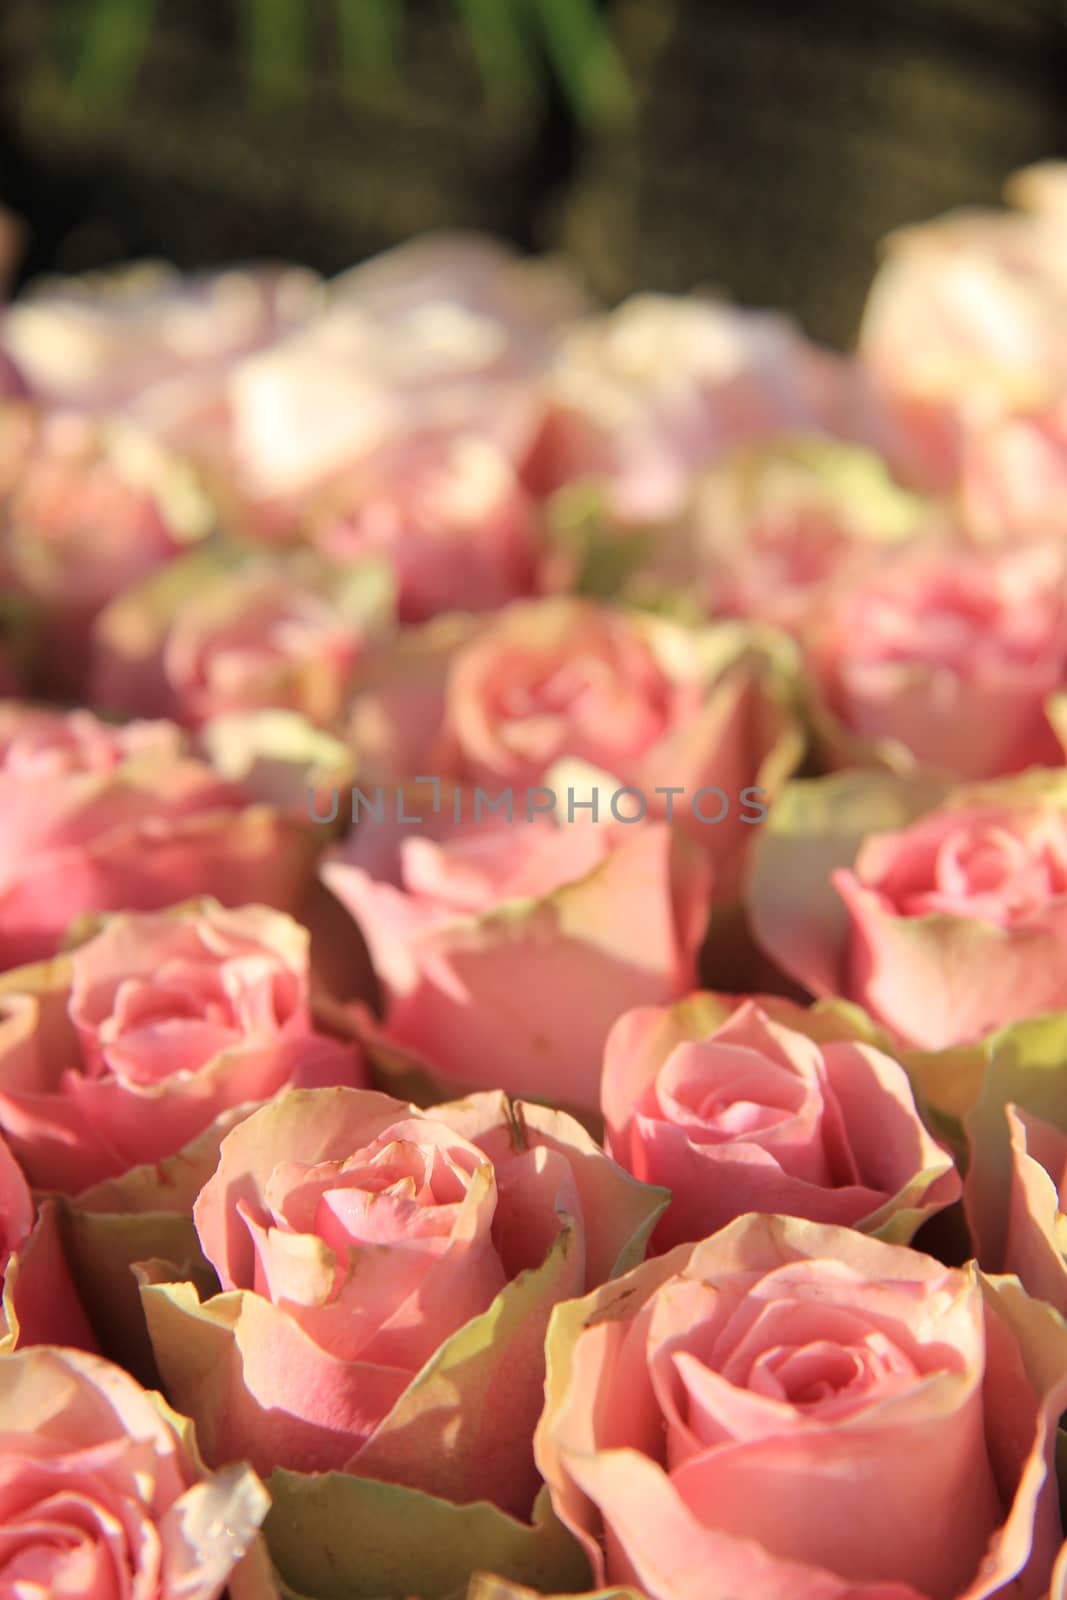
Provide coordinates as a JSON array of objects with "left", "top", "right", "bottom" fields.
[
  {"left": 0, "top": 704, "right": 317, "bottom": 970},
  {"left": 140, "top": 1085, "right": 665, "bottom": 1514},
  {"left": 90, "top": 549, "right": 387, "bottom": 729},
  {"left": 526, "top": 294, "right": 890, "bottom": 523},
  {"left": 602, "top": 994, "right": 959, "bottom": 1249},
  {"left": 833, "top": 801, "right": 1067, "bottom": 1047},
  {"left": 0, "top": 260, "right": 320, "bottom": 458},
  {"left": 323, "top": 787, "right": 709, "bottom": 1110},
  {"left": 347, "top": 598, "right": 800, "bottom": 900},
  {"left": 802, "top": 537, "right": 1067, "bottom": 779},
  {"left": 1004, "top": 1105, "right": 1067, "bottom": 1317},
  {"left": 308, "top": 431, "right": 538, "bottom": 622},
  {"left": 750, "top": 771, "right": 1067, "bottom": 1051},
  {"left": 0, "top": 401, "right": 213, "bottom": 694},
  {"left": 0, "top": 1344, "right": 268, "bottom": 1598},
  {"left": 536, "top": 1213, "right": 1067, "bottom": 1600},
  {"left": 0, "top": 900, "right": 365, "bottom": 1193}
]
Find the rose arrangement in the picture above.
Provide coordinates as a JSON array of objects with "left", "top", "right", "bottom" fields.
[{"left": 3, "top": 165, "right": 1067, "bottom": 1600}]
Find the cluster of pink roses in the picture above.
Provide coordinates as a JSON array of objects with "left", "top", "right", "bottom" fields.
[{"left": 5, "top": 167, "right": 1067, "bottom": 1600}]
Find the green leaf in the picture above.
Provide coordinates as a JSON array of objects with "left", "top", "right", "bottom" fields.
[{"left": 69, "top": 0, "right": 156, "bottom": 100}]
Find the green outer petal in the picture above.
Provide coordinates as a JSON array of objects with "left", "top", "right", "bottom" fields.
[
  {"left": 961, "top": 1012, "right": 1067, "bottom": 1268},
  {"left": 261, "top": 1476, "right": 589, "bottom": 1600},
  {"left": 63, "top": 1207, "right": 217, "bottom": 1382},
  {"left": 349, "top": 1221, "right": 584, "bottom": 1511},
  {"left": 746, "top": 769, "right": 951, "bottom": 994},
  {"left": 466, "top": 1579, "right": 641, "bottom": 1600}
]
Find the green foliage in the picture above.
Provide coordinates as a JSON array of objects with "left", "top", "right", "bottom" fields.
[{"left": 60, "top": 0, "right": 635, "bottom": 125}]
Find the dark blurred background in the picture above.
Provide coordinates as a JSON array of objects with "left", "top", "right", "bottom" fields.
[{"left": 2, "top": 0, "right": 1066, "bottom": 347}]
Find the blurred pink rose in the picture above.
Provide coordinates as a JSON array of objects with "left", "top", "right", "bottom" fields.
[
  {"left": 859, "top": 167, "right": 1067, "bottom": 488},
  {"left": 323, "top": 789, "right": 709, "bottom": 1110},
  {"left": 803, "top": 537, "right": 1067, "bottom": 779},
  {"left": 0, "top": 260, "right": 320, "bottom": 458},
  {"left": 526, "top": 294, "right": 891, "bottom": 523},
  {"left": 681, "top": 437, "right": 932, "bottom": 635},
  {"left": 309, "top": 432, "right": 538, "bottom": 623},
  {"left": 227, "top": 235, "right": 585, "bottom": 528},
  {"left": 141, "top": 1085, "right": 665, "bottom": 1512},
  {"left": 960, "top": 401, "right": 1067, "bottom": 540},
  {"left": 347, "top": 598, "right": 800, "bottom": 900},
  {"left": 0, "top": 704, "right": 316, "bottom": 970},
  {"left": 602, "top": 995, "right": 959, "bottom": 1249},
  {"left": 0, "top": 401, "right": 213, "bottom": 695},
  {"left": 91, "top": 553, "right": 381, "bottom": 728},
  {"left": 536, "top": 1214, "right": 1067, "bottom": 1600},
  {"left": 0, "top": 901, "right": 365, "bottom": 1193},
  {"left": 830, "top": 799, "right": 1067, "bottom": 1048},
  {"left": 0, "top": 1344, "right": 268, "bottom": 1599}
]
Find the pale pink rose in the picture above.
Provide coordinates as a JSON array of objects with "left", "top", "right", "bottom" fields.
[
  {"left": 673, "top": 436, "right": 933, "bottom": 635},
  {"left": 536, "top": 1214, "right": 1067, "bottom": 1600},
  {"left": 0, "top": 260, "right": 320, "bottom": 458},
  {"left": 803, "top": 537, "right": 1067, "bottom": 779},
  {"left": 227, "top": 235, "right": 586, "bottom": 526},
  {"left": 526, "top": 294, "right": 891, "bottom": 523},
  {"left": 0, "top": 704, "right": 316, "bottom": 970},
  {"left": 308, "top": 432, "right": 538, "bottom": 622},
  {"left": 960, "top": 401, "right": 1067, "bottom": 541},
  {"left": 91, "top": 557, "right": 376, "bottom": 728},
  {"left": 346, "top": 598, "right": 800, "bottom": 900},
  {"left": 323, "top": 789, "right": 709, "bottom": 1110},
  {"left": 859, "top": 173, "right": 1067, "bottom": 488},
  {"left": 0, "top": 1344, "right": 268, "bottom": 1599},
  {"left": 140, "top": 1085, "right": 665, "bottom": 1513},
  {"left": 1004, "top": 1105, "right": 1067, "bottom": 1317},
  {"left": 0, "top": 401, "right": 214, "bottom": 695},
  {"left": 0, "top": 901, "right": 365, "bottom": 1193},
  {"left": 829, "top": 800, "right": 1067, "bottom": 1048},
  {"left": 602, "top": 995, "right": 959, "bottom": 1248}
]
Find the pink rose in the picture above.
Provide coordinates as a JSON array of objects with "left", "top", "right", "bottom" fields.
[
  {"left": 960, "top": 401, "right": 1067, "bottom": 541},
  {"left": 684, "top": 437, "right": 932, "bottom": 635},
  {"left": 90, "top": 549, "right": 387, "bottom": 728},
  {"left": 347, "top": 598, "right": 801, "bottom": 900},
  {"left": 0, "top": 704, "right": 317, "bottom": 970},
  {"left": 0, "top": 1344, "right": 268, "bottom": 1599},
  {"left": 0, "top": 900, "right": 365, "bottom": 1193},
  {"left": 602, "top": 994, "right": 959, "bottom": 1249},
  {"left": 859, "top": 170, "right": 1067, "bottom": 489},
  {"left": 323, "top": 788, "right": 709, "bottom": 1110},
  {"left": 527, "top": 294, "right": 889, "bottom": 523},
  {"left": 536, "top": 1213, "right": 1067, "bottom": 1600},
  {"left": 1, "top": 260, "right": 319, "bottom": 457},
  {"left": 749, "top": 771, "right": 1067, "bottom": 1051},
  {"left": 227, "top": 236, "right": 584, "bottom": 527},
  {"left": 308, "top": 432, "right": 538, "bottom": 622},
  {"left": 140, "top": 1085, "right": 665, "bottom": 1514},
  {"left": 0, "top": 402, "right": 213, "bottom": 695},
  {"left": 802, "top": 537, "right": 1067, "bottom": 780}
]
